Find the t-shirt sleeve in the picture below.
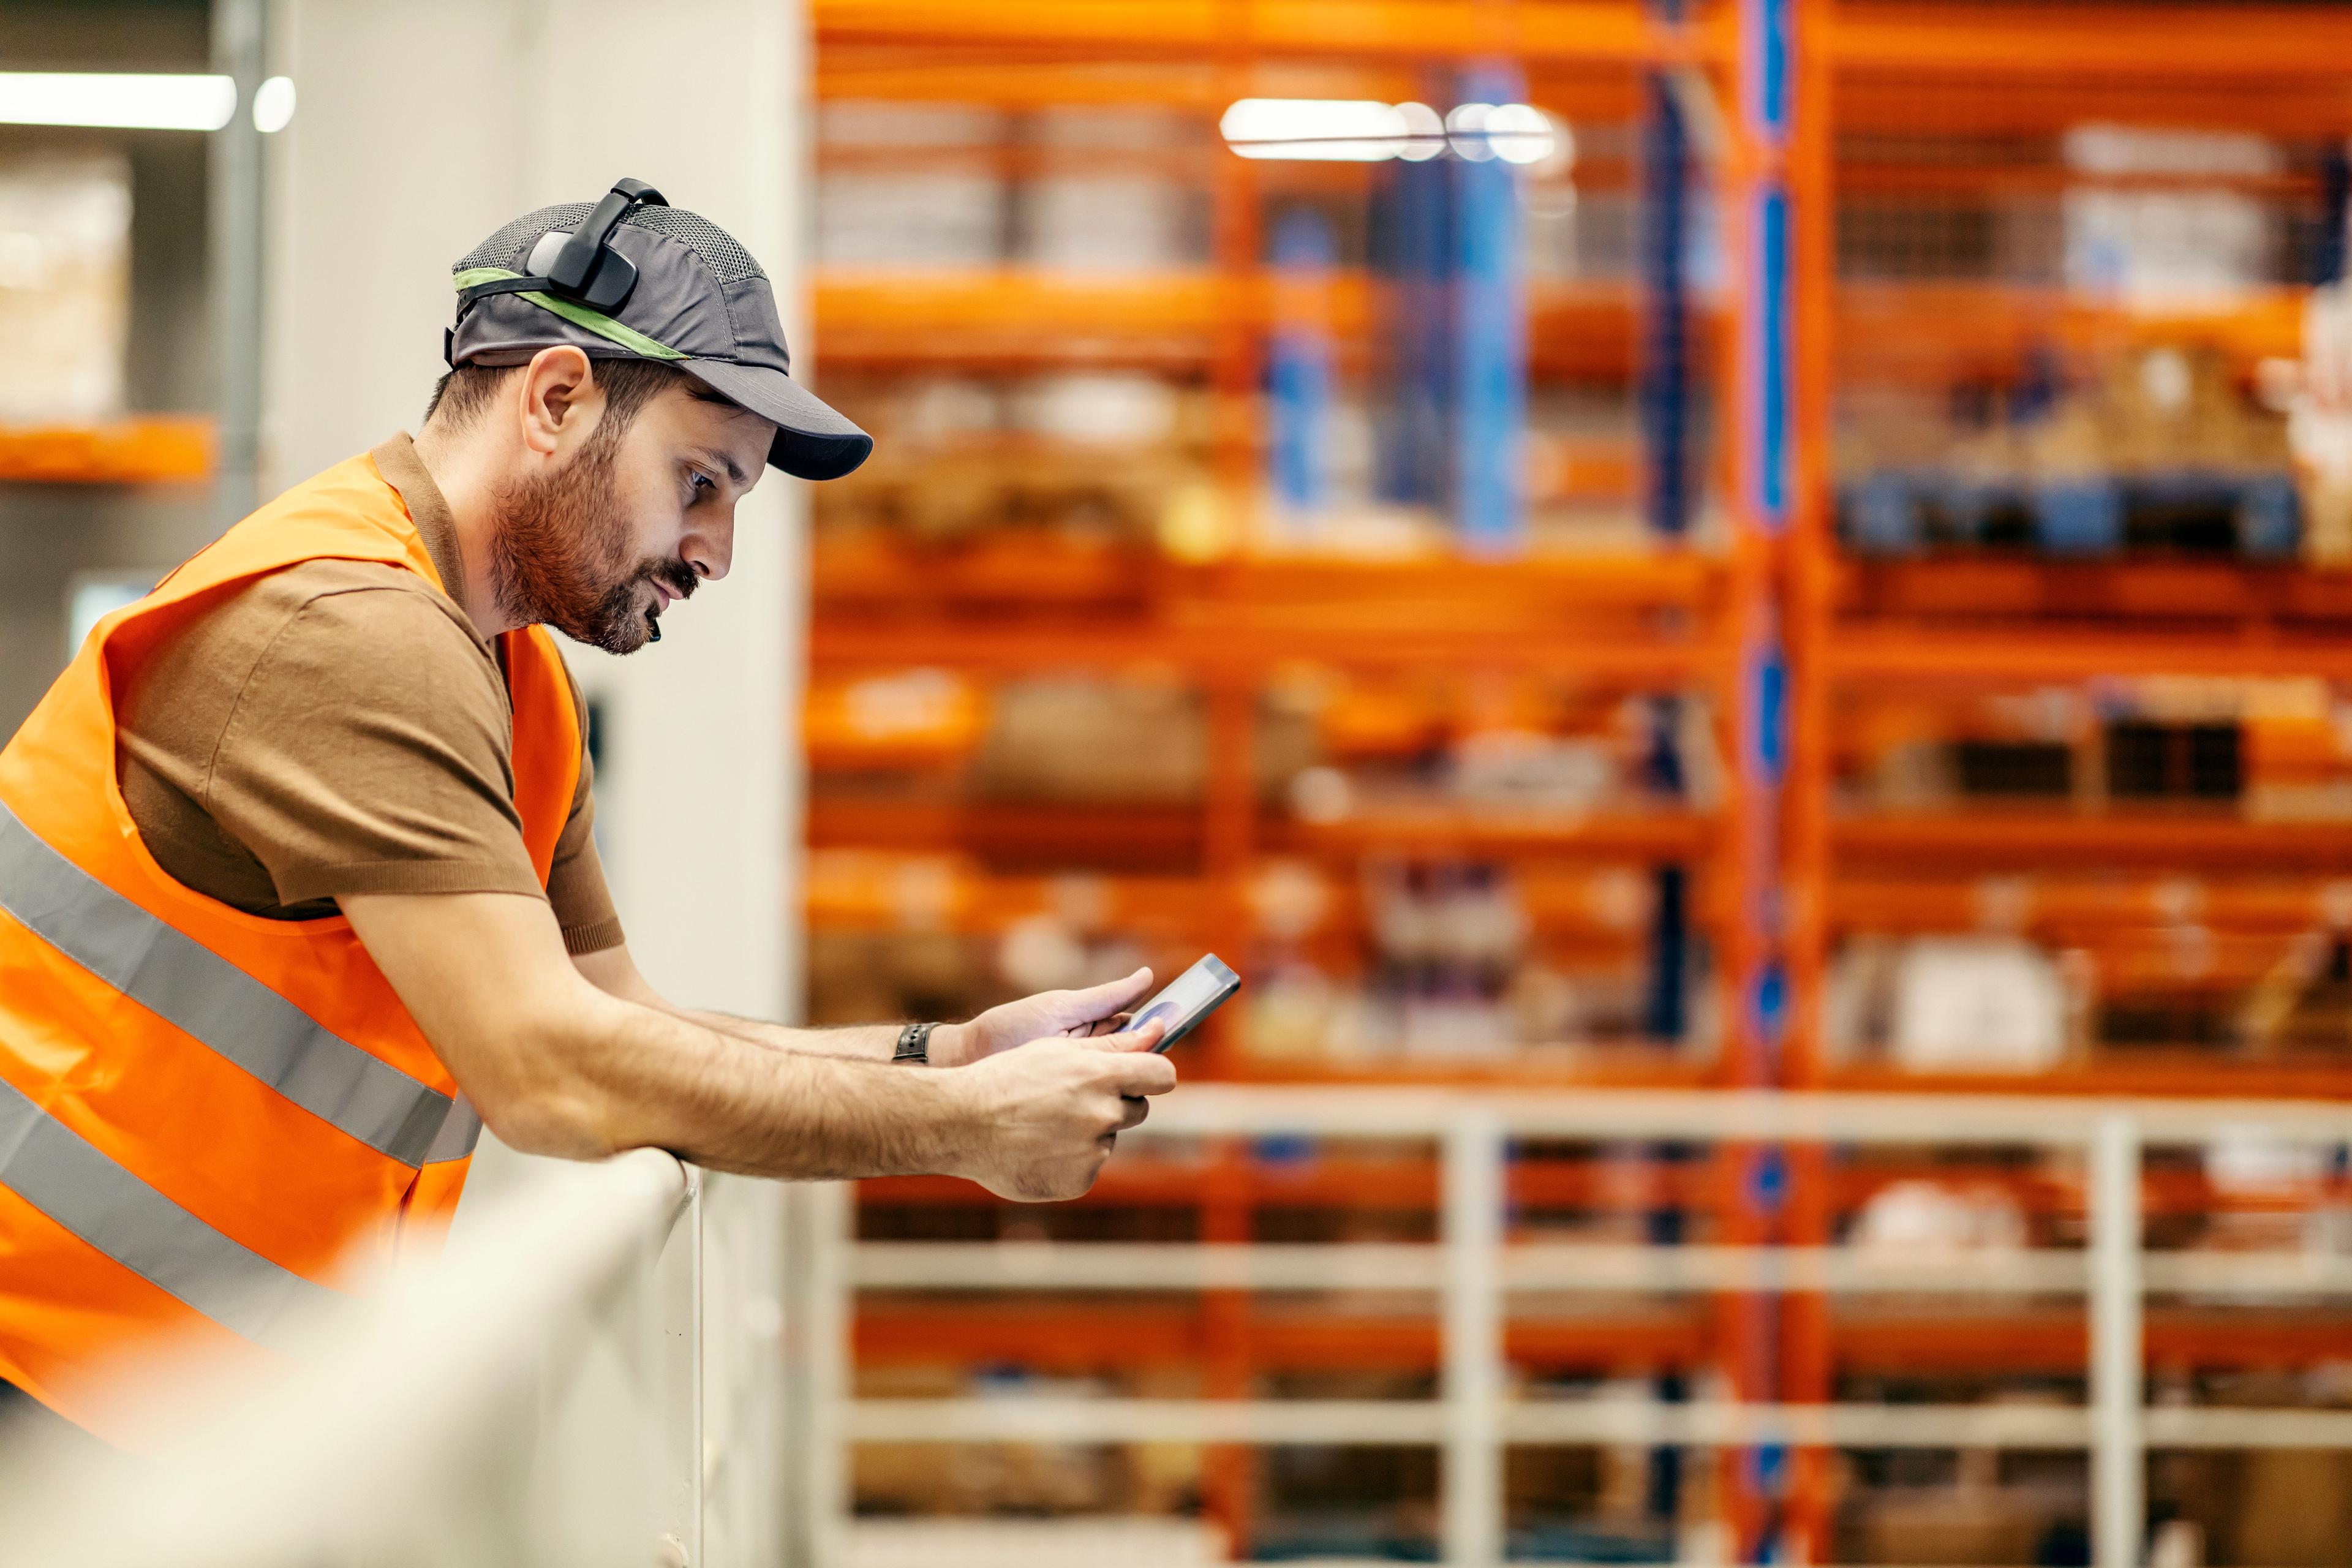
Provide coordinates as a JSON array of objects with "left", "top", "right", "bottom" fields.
[
  {"left": 546, "top": 666, "right": 625, "bottom": 956},
  {"left": 202, "top": 584, "right": 549, "bottom": 907}
]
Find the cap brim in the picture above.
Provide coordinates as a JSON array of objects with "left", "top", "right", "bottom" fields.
[{"left": 676, "top": 358, "right": 874, "bottom": 481}]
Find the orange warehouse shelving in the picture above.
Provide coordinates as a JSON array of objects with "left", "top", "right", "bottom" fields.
[{"left": 809, "top": 1, "right": 2352, "bottom": 1559}]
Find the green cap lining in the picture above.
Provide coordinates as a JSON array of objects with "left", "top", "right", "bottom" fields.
[{"left": 451, "top": 266, "right": 687, "bottom": 362}]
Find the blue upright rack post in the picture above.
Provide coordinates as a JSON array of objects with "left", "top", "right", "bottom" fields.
[
  {"left": 1373, "top": 119, "right": 1453, "bottom": 511},
  {"left": 1268, "top": 207, "right": 1338, "bottom": 526},
  {"left": 1453, "top": 62, "right": 1530, "bottom": 556}
]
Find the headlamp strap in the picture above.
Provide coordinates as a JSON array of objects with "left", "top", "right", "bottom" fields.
[{"left": 453, "top": 177, "right": 669, "bottom": 317}]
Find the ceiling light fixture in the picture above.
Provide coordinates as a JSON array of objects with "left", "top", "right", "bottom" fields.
[
  {"left": 1221, "top": 97, "right": 1560, "bottom": 167},
  {"left": 0, "top": 72, "right": 238, "bottom": 132}
]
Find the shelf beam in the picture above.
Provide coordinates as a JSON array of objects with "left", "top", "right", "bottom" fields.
[
  {"left": 813, "top": 0, "right": 1726, "bottom": 66},
  {"left": 1826, "top": 4, "right": 2352, "bottom": 80},
  {"left": 0, "top": 418, "right": 214, "bottom": 486}
]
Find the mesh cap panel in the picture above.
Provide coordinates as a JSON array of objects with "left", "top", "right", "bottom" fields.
[{"left": 454, "top": 201, "right": 764, "bottom": 284}]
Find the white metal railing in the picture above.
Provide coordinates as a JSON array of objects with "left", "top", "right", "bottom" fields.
[
  {"left": 0, "top": 1144, "right": 720, "bottom": 1568},
  {"left": 821, "top": 1085, "right": 2352, "bottom": 1568},
  {"left": 2, "top": 1087, "right": 2347, "bottom": 1568}
]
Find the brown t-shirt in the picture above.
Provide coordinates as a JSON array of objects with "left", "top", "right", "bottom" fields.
[{"left": 111, "top": 434, "right": 625, "bottom": 956}]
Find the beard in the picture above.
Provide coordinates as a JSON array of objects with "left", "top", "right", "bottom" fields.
[{"left": 483, "top": 432, "right": 698, "bottom": 654}]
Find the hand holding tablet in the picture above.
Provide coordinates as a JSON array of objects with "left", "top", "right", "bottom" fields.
[{"left": 1114, "top": 955, "right": 1241, "bottom": 1053}]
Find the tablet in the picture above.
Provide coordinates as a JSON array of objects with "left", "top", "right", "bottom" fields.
[{"left": 1119, "top": 955, "right": 1242, "bottom": 1053}]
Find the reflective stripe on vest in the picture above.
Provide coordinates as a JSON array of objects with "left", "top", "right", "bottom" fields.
[
  {"left": 0, "top": 798, "right": 480, "bottom": 1170},
  {"left": 0, "top": 1074, "right": 333, "bottom": 1348},
  {"left": 429, "top": 1095, "right": 483, "bottom": 1164}
]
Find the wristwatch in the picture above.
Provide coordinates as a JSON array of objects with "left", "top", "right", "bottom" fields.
[{"left": 893, "top": 1020, "right": 938, "bottom": 1065}]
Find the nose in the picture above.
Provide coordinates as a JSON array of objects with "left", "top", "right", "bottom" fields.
[{"left": 684, "top": 508, "right": 734, "bottom": 583}]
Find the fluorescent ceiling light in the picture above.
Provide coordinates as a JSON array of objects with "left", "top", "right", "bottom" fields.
[
  {"left": 1221, "top": 98, "right": 1416, "bottom": 162},
  {"left": 1221, "top": 97, "right": 1560, "bottom": 167},
  {"left": 1446, "top": 103, "right": 1498, "bottom": 162},
  {"left": 251, "top": 75, "right": 296, "bottom": 134},
  {"left": 1394, "top": 102, "right": 1445, "bottom": 163},
  {"left": 0, "top": 72, "right": 237, "bottom": 132},
  {"left": 1485, "top": 103, "right": 1558, "bottom": 166}
]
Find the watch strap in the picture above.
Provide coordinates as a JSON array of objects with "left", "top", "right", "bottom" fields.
[{"left": 893, "top": 1020, "right": 938, "bottom": 1065}]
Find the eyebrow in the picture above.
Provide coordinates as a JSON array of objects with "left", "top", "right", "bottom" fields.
[{"left": 693, "top": 445, "right": 749, "bottom": 488}]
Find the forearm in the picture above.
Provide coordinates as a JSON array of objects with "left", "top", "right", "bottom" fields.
[
  {"left": 681, "top": 1012, "right": 904, "bottom": 1062},
  {"left": 351, "top": 897, "right": 992, "bottom": 1182},
  {"left": 527, "top": 995, "right": 979, "bottom": 1181},
  {"left": 577, "top": 946, "right": 935, "bottom": 1062}
]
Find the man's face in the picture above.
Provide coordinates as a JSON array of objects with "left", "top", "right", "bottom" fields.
[{"left": 486, "top": 376, "right": 774, "bottom": 654}]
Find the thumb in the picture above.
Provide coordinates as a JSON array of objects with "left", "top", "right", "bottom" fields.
[
  {"left": 1085, "top": 1016, "right": 1166, "bottom": 1054},
  {"left": 1064, "top": 967, "right": 1155, "bottom": 1023}
]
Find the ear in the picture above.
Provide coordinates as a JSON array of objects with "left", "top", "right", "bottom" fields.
[{"left": 516, "top": 345, "right": 597, "bottom": 459}]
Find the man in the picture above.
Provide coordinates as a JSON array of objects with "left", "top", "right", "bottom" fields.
[{"left": 0, "top": 179, "right": 1175, "bottom": 1442}]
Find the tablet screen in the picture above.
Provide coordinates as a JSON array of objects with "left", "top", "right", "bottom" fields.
[{"left": 1123, "top": 956, "right": 1240, "bottom": 1052}]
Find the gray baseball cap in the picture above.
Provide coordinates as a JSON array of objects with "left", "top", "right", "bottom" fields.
[{"left": 446, "top": 189, "right": 872, "bottom": 481}]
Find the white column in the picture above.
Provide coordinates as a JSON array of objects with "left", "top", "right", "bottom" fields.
[
  {"left": 518, "top": 0, "right": 807, "bottom": 1027},
  {"left": 1442, "top": 1112, "right": 1507, "bottom": 1568},
  {"left": 273, "top": 9, "right": 813, "bottom": 1565},
  {"left": 2090, "top": 1114, "right": 2145, "bottom": 1568},
  {"left": 267, "top": 0, "right": 540, "bottom": 486}
]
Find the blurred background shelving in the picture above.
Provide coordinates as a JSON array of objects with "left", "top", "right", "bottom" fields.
[{"left": 797, "top": 2, "right": 2352, "bottom": 1563}]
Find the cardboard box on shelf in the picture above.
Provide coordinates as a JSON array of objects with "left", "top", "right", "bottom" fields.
[
  {"left": 1849, "top": 1482, "right": 2059, "bottom": 1567},
  {"left": 807, "top": 928, "right": 997, "bottom": 1028},
  {"left": 818, "top": 170, "right": 1009, "bottom": 268},
  {"left": 2169, "top": 1446, "right": 2352, "bottom": 1568},
  {"left": 0, "top": 156, "right": 130, "bottom": 423},
  {"left": 851, "top": 1366, "right": 1134, "bottom": 1518},
  {"left": 1017, "top": 174, "right": 1204, "bottom": 271},
  {"left": 1840, "top": 342, "right": 2299, "bottom": 560},
  {"left": 973, "top": 676, "right": 1206, "bottom": 805},
  {"left": 1887, "top": 938, "right": 2071, "bottom": 1074}
]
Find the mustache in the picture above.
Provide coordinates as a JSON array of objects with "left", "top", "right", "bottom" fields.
[{"left": 646, "top": 559, "right": 699, "bottom": 602}]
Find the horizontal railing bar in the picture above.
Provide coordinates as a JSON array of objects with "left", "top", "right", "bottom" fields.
[
  {"left": 1132, "top": 1086, "right": 2352, "bottom": 1145},
  {"left": 1510, "top": 1245, "right": 2086, "bottom": 1294},
  {"left": 846, "top": 1396, "right": 2352, "bottom": 1451},
  {"left": 0, "top": 1147, "right": 695, "bottom": 1568},
  {"left": 2141, "top": 1253, "right": 2352, "bottom": 1294},
  {"left": 848, "top": 1397, "right": 1446, "bottom": 1444},
  {"left": 855, "top": 1240, "right": 1442, "bottom": 1291},
  {"left": 1509, "top": 1401, "right": 2091, "bottom": 1448},
  {"left": 852, "top": 1242, "right": 2352, "bottom": 1297}
]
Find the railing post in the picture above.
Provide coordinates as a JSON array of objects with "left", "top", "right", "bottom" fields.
[
  {"left": 783, "top": 1181, "right": 854, "bottom": 1568},
  {"left": 2090, "top": 1114, "right": 2144, "bottom": 1568},
  {"left": 653, "top": 1167, "right": 704, "bottom": 1566},
  {"left": 1442, "top": 1111, "right": 1507, "bottom": 1568},
  {"left": 703, "top": 1174, "right": 792, "bottom": 1568}
]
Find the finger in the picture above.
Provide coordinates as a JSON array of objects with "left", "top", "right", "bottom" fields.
[
  {"left": 1104, "top": 1050, "right": 1178, "bottom": 1096},
  {"left": 1117, "top": 1095, "right": 1152, "bottom": 1131},
  {"left": 1085, "top": 1017, "right": 1165, "bottom": 1054},
  {"left": 1057, "top": 967, "right": 1155, "bottom": 1028}
]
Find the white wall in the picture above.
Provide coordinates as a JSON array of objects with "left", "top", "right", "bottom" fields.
[
  {"left": 271, "top": 22, "right": 811, "bottom": 1560},
  {"left": 269, "top": 0, "right": 809, "bottom": 1027}
]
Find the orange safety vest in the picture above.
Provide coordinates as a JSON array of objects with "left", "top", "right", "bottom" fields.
[{"left": 0, "top": 452, "right": 581, "bottom": 1438}]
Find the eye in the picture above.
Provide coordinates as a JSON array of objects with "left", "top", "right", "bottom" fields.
[{"left": 687, "top": 468, "right": 717, "bottom": 499}]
